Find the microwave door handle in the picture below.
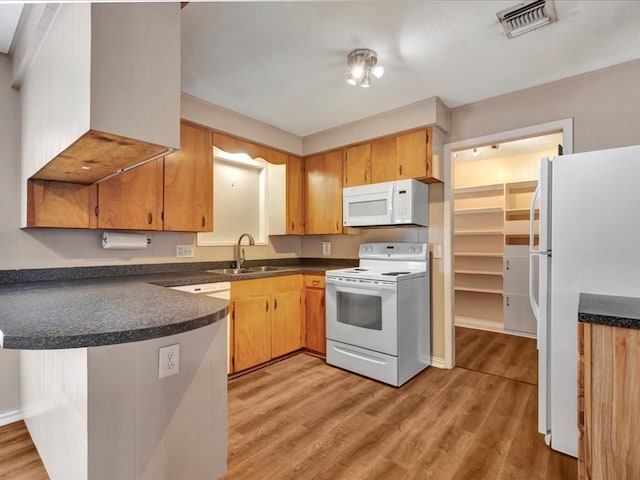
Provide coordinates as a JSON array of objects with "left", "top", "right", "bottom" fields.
[{"left": 388, "top": 185, "right": 394, "bottom": 220}]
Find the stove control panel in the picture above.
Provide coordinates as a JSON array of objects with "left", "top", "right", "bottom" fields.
[{"left": 358, "top": 242, "right": 428, "bottom": 260}]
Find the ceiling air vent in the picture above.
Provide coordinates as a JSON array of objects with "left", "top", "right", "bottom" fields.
[{"left": 497, "top": 0, "right": 557, "bottom": 39}]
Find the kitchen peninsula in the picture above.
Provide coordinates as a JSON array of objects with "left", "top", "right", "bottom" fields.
[{"left": 0, "top": 276, "right": 229, "bottom": 479}]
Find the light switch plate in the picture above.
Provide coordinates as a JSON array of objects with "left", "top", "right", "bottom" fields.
[{"left": 432, "top": 244, "right": 442, "bottom": 259}]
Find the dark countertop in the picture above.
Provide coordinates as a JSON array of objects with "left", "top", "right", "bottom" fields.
[
  {"left": 0, "top": 260, "right": 352, "bottom": 350},
  {"left": 578, "top": 293, "right": 640, "bottom": 330}
]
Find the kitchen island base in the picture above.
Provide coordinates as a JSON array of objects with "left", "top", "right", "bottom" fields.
[{"left": 20, "top": 321, "right": 227, "bottom": 479}]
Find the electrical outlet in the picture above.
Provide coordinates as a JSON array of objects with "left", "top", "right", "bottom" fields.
[
  {"left": 176, "top": 244, "right": 194, "bottom": 258},
  {"left": 159, "top": 344, "right": 180, "bottom": 378},
  {"left": 321, "top": 241, "right": 331, "bottom": 256}
]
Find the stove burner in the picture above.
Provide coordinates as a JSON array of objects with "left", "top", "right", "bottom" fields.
[{"left": 381, "top": 271, "right": 410, "bottom": 276}]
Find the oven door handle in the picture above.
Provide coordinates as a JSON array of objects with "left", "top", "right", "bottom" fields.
[
  {"left": 325, "top": 277, "right": 396, "bottom": 291},
  {"left": 332, "top": 345, "right": 388, "bottom": 365}
]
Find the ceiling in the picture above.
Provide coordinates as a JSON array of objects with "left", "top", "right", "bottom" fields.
[
  {"left": 182, "top": 1, "right": 640, "bottom": 136},
  {"left": 0, "top": 4, "right": 22, "bottom": 54},
  {"left": 1, "top": 2, "right": 639, "bottom": 138}
]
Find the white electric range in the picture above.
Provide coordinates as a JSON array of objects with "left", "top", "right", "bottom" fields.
[{"left": 325, "top": 242, "right": 430, "bottom": 387}]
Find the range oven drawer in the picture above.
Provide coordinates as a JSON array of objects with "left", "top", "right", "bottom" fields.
[{"left": 326, "top": 340, "right": 399, "bottom": 387}]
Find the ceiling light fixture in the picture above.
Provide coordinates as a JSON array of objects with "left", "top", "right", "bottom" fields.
[
  {"left": 472, "top": 148, "right": 480, "bottom": 157},
  {"left": 347, "top": 48, "right": 383, "bottom": 87}
]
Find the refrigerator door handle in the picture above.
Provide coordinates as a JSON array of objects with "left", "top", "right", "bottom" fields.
[
  {"left": 530, "top": 184, "right": 541, "bottom": 254},
  {"left": 529, "top": 253, "right": 541, "bottom": 324}
]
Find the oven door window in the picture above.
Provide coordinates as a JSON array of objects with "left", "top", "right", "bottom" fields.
[{"left": 336, "top": 291, "right": 382, "bottom": 330}]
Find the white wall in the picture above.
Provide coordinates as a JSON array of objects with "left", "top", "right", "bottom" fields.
[
  {"left": 0, "top": 53, "right": 20, "bottom": 423},
  {"left": 449, "top": 59, "right": 640, "bottom": 153}
]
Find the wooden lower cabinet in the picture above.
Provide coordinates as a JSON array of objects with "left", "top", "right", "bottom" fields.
[
  {"left": 230, "top": 275, "right": 303, "bottom": 373},
  {"left": 304, "top": 275, "right": 326, "bottom": 355},
  {"left": 233, "top": 295, "right": 272, "bottom": 372},
  {"left": 579, "top": 322, "right": 640, "bottom": 479}
]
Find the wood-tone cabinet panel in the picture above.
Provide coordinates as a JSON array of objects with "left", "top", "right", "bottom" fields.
[
  {"left": 233, "top": 295, "right": 272, "bottom": 372},
  {"left": 27, "top": 180, "right": 95, "bottom": 228},
  {"left": 579, "top": 323, "right": 640, "bottom": 480},
  {"left": 231, "top": 275, "right": 303, "bottom": 372},
  {"left": 164, "top": 122, "right": 213, "bottom": 232},
  {"left": 97, "top": 159, "right": 163, "bottom": 230},
  {"left": 271, "top": 291, "right": 303, "bottom": 358},
  {"left": 305, "top": 277, "right": 326, "bottom": 356},
  {"left": 212, "top": 132, "right": 288, "bottom": 165},
  {"left": 397, "top": 129, "right": 430, "bottom": 179},
  {"left": 344, "top": 144, "right": 371, "bottom": 187},
  {"left": 370, "top": 136, "right": 397, "bottom": 184},
  {"left": 287, "top": 155, "right": 305, "bottom": 234},
  {"left": 304, "top": 150, "right": 343, "bottom": 234}
]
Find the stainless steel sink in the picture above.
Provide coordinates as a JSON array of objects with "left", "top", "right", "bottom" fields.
[
  {"left": 206, "top": 265, "right": 298, "bottom": 275},
  {"left": 246, "top": 265, "right": 297, "bottom": 273},
  {"left": 207, "top": 268, "right": 253, "bottom": 275}
]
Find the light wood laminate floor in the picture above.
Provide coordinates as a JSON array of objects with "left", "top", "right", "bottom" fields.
[
  {"left": 455, "top": 326, "right": 538, "bottom": 385},
  {"left": 224, "top": 352, "right": 575, "bottom": 479},
  {"left": 0, "top": 330, "right": 574, "bottom": 480}
]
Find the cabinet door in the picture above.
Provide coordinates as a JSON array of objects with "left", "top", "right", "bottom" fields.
[
  {"left": 503, "top": 256, "right": 530, "bottom": 295},
  {"left": 287, "top": 155, "right": 305, "bottom": 234},
  {"left": 397, "top": 129, "right": 430, "bottom": 180},
  {"left": 370, "top": 137, "right": 397, "bottom": 184},
  {"left": 164, "top": 123, "right": 213, "bottom": 232},
  {"left": 233, "top": 296, "right": 272, "bottom": 372},
  {"left": 305, "top": 287, "right": 326, "bottom": 355},
  {"left": 304, "top": 150, "right": 343, "bottom": 234},
  {"left": 97, "top": 158, "right": 163, "bottom": 230},
  {"left": 344, "top": 144, "right": 371, "bottom": 187},
  {"left": 271, "top": 291, "right": 303, "bottom": 358},
  {"left": 503, "top": 293, "right": 536, "bottom": 335},
  {"left": 27, "top": 180, "right": 94, "bottom": 228}
]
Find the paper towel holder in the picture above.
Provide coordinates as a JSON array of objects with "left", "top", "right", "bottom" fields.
[{"left": 102, "top": 231, "right": 151, "bottom": 250}]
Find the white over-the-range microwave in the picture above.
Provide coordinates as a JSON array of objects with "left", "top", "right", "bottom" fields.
[{"left": 343, "top": 179, "right": 428, "bottom": 227}]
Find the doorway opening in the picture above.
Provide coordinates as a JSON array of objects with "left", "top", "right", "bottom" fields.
[{"left": 442, "top": 119, "right": 573, "bottom": 369}]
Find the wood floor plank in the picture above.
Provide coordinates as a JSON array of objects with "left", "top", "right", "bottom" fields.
[
  {"left": 456, "top": 326, "right": 538, "bottom": 385},
  {"left": 3, "top": 329, "right": 576, "bottom": 480}
]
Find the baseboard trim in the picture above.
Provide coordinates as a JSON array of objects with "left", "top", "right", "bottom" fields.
[
  {"left": 455, "top": 316, "right": 504, "bottom": 334},
  {"left": 430, "top": 356, "right": 448, "bottom": 369},
  {"left": 0, "top": 409, "right": 22, "bottom": 427}
]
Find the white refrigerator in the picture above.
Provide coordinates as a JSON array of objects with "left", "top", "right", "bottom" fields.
[{"left": 530, "top": 144, "right": 640, "bottom": 457}]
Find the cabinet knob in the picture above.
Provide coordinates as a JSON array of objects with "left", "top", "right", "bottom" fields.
[
  {"left": 312, "top": 280, "right": 320, "bottom": 286},
  {"left": 399, "top": 165, "right": 403, "bottom": 176},
  {"left": 335, "top": 220, "right": 339, "bottom": 231},
  {"left": 274, "top": 298, "right": 278, "bottom": 310},
  {"left": 321, "top": 295, "right": 325, "bottom": 307},
  {"left": 201, "top": 216, "right": 205, "bottom": 228},
  {"left": 291, "top": 221, "right": 295, "bottom": 232},
  {"left": 364, "top": 171, "right": 368, "bottom": 182},
  {"left": 148, "top": 212, "right": 153, "bottom": 224},
  {"left": 266, "top": 300, "right": 269, "bottom": 312}
]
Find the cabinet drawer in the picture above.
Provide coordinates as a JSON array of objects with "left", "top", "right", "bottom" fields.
[{"left": 305, "top": 275, "right": 325, "bottom": 289}]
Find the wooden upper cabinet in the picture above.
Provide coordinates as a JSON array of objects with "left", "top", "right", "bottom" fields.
[
  {"left": 97, "top": 159, "right": 164, "bottom": 230},
  {"left": 344, "top": 144, "right": 371, "bottom": 187},
  {"left": 287, "top": 155, "right": 305, "bottom": 235},
  {"left": 369, "top": 127, "right": 435, "bottom": 183},
  {"left": 212, "top": 132, "right": 288, "bottom": 165},
  {"left": 27, "top": 180, "right": 95, "bottom": 228},
  {"left": 370, "top": 136, "right": 397, "bottom": 184},
  {"left": 397, "top": 128, "right": 432, "bottom": 180},
  {"left": 163, "top": 123, "right": 214, "bottom": 232},
  {"left": 304, "top": 150, "right": 343, "bottom": 234}
]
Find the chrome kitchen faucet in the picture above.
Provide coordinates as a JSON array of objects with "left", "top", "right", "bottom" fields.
[{"left": 235, "top": 233, "right": 255, "bottom": 269}]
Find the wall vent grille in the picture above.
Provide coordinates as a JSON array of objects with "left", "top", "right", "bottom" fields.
[{"left": 497, "top": 0, "right": 557, "bottom": 39}]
